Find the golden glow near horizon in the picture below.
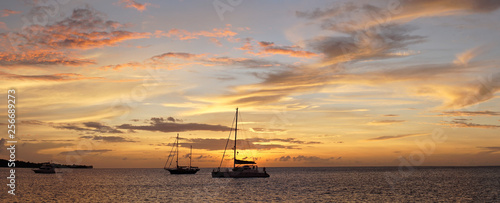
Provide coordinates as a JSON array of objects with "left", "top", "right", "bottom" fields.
[{"left": 0, "top": 0, "right": 499, "bottom": 168}]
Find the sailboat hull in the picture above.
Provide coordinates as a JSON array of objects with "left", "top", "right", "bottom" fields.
[
  {"left": 166, "top": 168, "right": 200, "bottom": 174},
  {"left": 211, "top": 170, "right": 270, "bottom": 178}
]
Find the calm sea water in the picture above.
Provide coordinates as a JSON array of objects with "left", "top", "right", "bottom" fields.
[{"left": 2, "top": 167, "right": 499, "bottom": 202}]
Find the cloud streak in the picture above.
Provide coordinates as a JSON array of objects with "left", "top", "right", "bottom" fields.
[
  {"left": 0, "top": 7, "right": 149, "bottom": 66},
  {"left": 367, "top": 133, "right": 428, "bottom": 141},
  {"left": 477, "top": 146, "right": 500, "bottom": 154},
  {"left": 117, "top": 0, "right": 150, "bottom": 12},
  {"left": 367, "top": 120, "right": 406, "bottom": 125},
  {"left": 80, "top": 135, "right": 136, "bottom": 143},
  {"left": 1, "top": 9, "right": 21, "bottom": 17},
  {"left": 103, "top": 51, "right": 282, "bottom": 71},
  {"left": 244, "top": 40, "right": 318, "bottom": 58},
  {"left": 178, "top": 138, "right": 300, "bottom": 151},
  {"left": 59, "top": 149, "right": 112, "bottom": 155},
  {"left": 52, "top": 122, "right": 124, "bottom": 134},
  {"left": 441, "top": 111, "right": 500, "bottom": 116},
  {"left": 154, "top": 25, "right": 237, "bottom": 41},
  {"left": 117, "top": 117, "right": 232, "bottom": 133},
  {"left": 442, "top": 121, "right": 500, "bottom": 129},
  {"left": 0, "top": 71, "right": 102, "bottom": 81},
  {"left": 275, "top": 155, "right": 336, "bottom": 162}
]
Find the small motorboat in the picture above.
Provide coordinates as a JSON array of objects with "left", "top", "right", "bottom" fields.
[{"left": 33, "top": 162, "right": 56, "bottom": 174}]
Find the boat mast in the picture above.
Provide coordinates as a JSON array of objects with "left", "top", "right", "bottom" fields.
[
  {"left": 234, "top": 108, "right": 238, "bottom": 168},
  {"left": 189, "top": 145, "right": 192, "bottom": 169},
  {"left": 176, "top": 133, "right": 179, "bottom": 168}
]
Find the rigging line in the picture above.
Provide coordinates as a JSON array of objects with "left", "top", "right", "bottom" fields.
[
  {"left": 219, "top": 113, "right": 236, "bottom": 168},
  {"left": 239, "top": 112, "right": 250, "bottom": 161},
  {"left": 164, "top": 135, "right": 177, "bottom": 169},
  {"left": 238, "top": 111, "right": 256, "bottom": 162}
]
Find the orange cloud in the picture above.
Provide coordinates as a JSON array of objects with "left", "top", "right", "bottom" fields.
[
  {"left": 296, "top": 0, "right": 500, "bottom": 33},
  {"left": 454, "top": 46, "right": 485, "bottom": 65},
  {"left": 1, "top": 9, "right": 21, "bottom": 17},
  {"left": 0, "top": 7, "right": 149, "bottom": 66},
  {"left": 210, "top": 38, "right": 222, "bottom": 46},
  {"left": 441, "top": 111, "right": 500, "bottom": 116},
  {"left": 154, "top": 25, "right": 237, "bottom": 41},
  {"left": 0, "top": 50, "right": 95, "bottom": 66},
  {"left": 367, "top": 120, "right": 406, "bottom": 125},
  {"left": 117, "top": 0, "right": 150, "bottom": 12},
  {"left": 256, "top": 47, "right": 317, "bottom": 58},
  {"left": 23, "top": 8, "right": 151, "bottom": 50},
  {"left": 0, "top": 22, "right": 7, "bottom": 30},
  {"left": 441, "top": 120, "right": 500, "bottom": 129},
  {"left": 151, "top": 52, "right": 203, "bottom": 60},
  {"left": 243, "top": 40, "right": 318, "bottom": 58},
  {"left": 99, "top": 62, "right": 143, "bottom": 70},
  {"left": 366, "top": 133, "right": 429, "bottom": 141},
  {"left": 101, "top": 51, "right": 282, "bottom": 71},
  {"left": 0, "top": 71, "right": 102, "bottom": 81},
  {"left": 238, "top": 38, "right": 253, "bottom": 50}
]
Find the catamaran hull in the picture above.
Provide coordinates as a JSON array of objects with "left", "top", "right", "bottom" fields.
[
  {"left": 211, "top": 171, "right": 270, "bottom": 178},
  {"left": 166, "top": 168, "right": 200, "bottom": 174}
]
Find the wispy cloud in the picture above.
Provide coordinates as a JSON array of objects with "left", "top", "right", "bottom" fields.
[
  {"left": 20, "top": 120, "right": 45, "bottom": 125},
  {"left": 102, "top": 51, "right": 282, "bottom": 71},
  {"left": 157, "top": 136, "right": 319, "bottom": 151},
  {"left": 117, "top": 117, "right": 231, "bottom": 133},
  {"left": 477, "top": 146, "right": 500, "bottom": 154},
  {"left": 154, "top": 24, "right": 237, "bottom": 41},
  {"left": 442, "top": 121, "right": 500, "bottom": 129},
  {"left": 52, "top": 122, "right": 124, "bottom": 134},
  {"left": 0, "top": 22, "right": 6, "bottom": 30},
  {"left": 441, "top": 111, "right": 500, "bottom": 116},
  {"left": 1, "top": 9, "right": 21, "bottom": 17},
  {"left": 80, "top": 135, "right": 136, "bottom": 143},
  {"left": 246, "top": 137, "right": 321, "bottom": 145},
  {"left": 367, "top": 120, "right": 406, "bottom": 125},
  {"left": 59, "top": 149, "right": 112, "bottom": 155},
  {"left": 243, "top": 40, "right": 318, "bottom": 58},
  {"left": 367, "top": 133, "right": 428, "bottom": 141},
  {"left": 116, "top": 0, "right": 150, "bottom": 12},
  {"left": 0, "top": 7, "right": 149, "bottom": 66},
  {"left": 177, "top": 138, "right": 301, "bottom": 151},
  {"left": 249, "top": 128, "right": 286, "bottom": 134},
  {"left": 296, "top": 0, "right": 500, "bottom": 33},
  {"left": 0, "top": 51, "right": 96, "bottom": 66},
  {"left": 454, "top": 46, "right": 485, "bottom": 65},
  {"left": 383, "top": 114, "right": 399, "bottom": 117},
  {"left": 0, "top": 71, "right": 101, "bottom": 81},
  {"left": 275, "top": 155, "right": 336, "bottom": 162}
]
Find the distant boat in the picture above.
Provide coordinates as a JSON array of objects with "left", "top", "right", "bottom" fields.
[
  {"left": 212, "top": 108, "right": 270, "bottom": 178},
  {"left": 33, "top": 162, "right": 56, "bottom": 174},
  {"left": 164, "top": 133, "right": 200, "bottom": 174}
]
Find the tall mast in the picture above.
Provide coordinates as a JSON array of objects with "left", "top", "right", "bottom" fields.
[
  {"left": 189, "top": 145, "right": 192, "bottom": 168},
  {"left": 176, "top": 133, "right": 179, "bottom": 168},
  {"left": 233, "top": 108, "right": 238, "bottom": 168}
]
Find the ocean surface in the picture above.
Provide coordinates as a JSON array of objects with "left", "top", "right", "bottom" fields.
[{"left": 2, "top": 167, "right": 499, "bottom": 202}]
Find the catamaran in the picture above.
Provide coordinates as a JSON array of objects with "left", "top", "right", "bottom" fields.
[
  {"left": 164, "top": 133, "right": 200, "bottom": 174},
  {"left": 212, "top": 108, "right": 270, "bottom": 178}
]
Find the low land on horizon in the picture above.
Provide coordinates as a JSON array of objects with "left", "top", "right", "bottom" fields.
[{"left": 0, "top": 159, "right": 93, "bottom": 168}]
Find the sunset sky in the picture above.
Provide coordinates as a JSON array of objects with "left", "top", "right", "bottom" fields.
[{"left": 1, "top": 0, "right": 499, "bottom": 168}]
